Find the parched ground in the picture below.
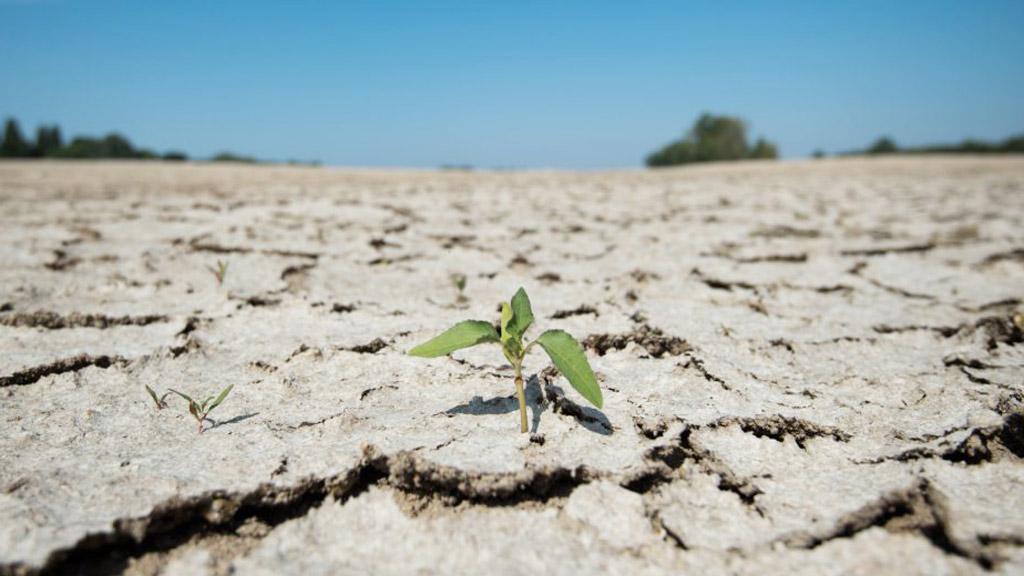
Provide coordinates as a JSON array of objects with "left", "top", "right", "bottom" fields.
[{"left": 0, "top": 157, "right": 1022, "bottom": 575}]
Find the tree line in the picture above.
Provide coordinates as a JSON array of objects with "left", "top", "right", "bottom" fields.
[
  {"left": 2, "top": 117, "right": 190, "bottom": 160},
  {"left": 0, "top": 117, "right": 309, "bottom": 163},
  {"left": 843, "top": 134, "right": 1024, "bottom": 156}
]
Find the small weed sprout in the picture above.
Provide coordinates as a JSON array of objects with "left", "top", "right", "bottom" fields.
[
  {"left": 451, "top": 273, "right": 468, "bottom": 305},
  {"left": 167, "top": 384, "right": 234, "bottom": 433},
  {"left": 207, "top": 260, "right": 229, "bottom": 285},
  {"left": 145, "top": 385, "right": 171, "bottom": 410},
  {"left": 409, "top": 287, "right": 602, "bottom": 433}
]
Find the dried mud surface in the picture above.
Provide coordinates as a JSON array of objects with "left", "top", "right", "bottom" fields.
[{"left": 1, "top": 158, "right": 1023, "bottom": 575}]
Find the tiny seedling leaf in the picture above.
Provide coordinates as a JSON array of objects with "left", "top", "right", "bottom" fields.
[
  {"left": 168, "top": 389, "right": 195, "bottom": 405},
  {"left": 507, "top": 287, "right": 534, "bottom": 339},
  {"left": 408, "top": 320, "right": 500, "bottom": 357},
  {"left": 535, "top": 329, "right": 603, "bottom": 409},
  {"left": 207, "top": 384, "right": 234, "bottom": 413},
  {"left": 452, "top": 273, "right": 467, "bottom": 292},
  {"left": 145, "top": 385, "right": 164, "bottom": 409}
]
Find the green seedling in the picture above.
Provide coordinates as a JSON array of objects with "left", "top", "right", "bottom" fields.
[
  {"left": 207, "top": 260, "right": 229, "bottom": 285},
  {"left": 409, "top": 287, "right": 602, "bottom": 433},
  {"left": 145, "top": 384, "right": 171, "bottom": 410},
  {"left": 167, "top": 385, "right": 234, "bottom": 433},
  {"left": 451, "top": 273, "right": 468, "bottom": 305}
]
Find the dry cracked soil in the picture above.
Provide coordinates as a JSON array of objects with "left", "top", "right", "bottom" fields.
[{"left": 1, "top": 157, "right": 1023, "bottom": 575}]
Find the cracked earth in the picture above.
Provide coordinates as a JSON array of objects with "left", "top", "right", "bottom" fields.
[{"left": 0, "top": 157, "right": 1022, "bottom": 575}]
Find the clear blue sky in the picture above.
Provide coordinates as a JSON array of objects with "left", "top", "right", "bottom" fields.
[{"left": 2, "top": 0, "right": 1023, "bottom": 168}]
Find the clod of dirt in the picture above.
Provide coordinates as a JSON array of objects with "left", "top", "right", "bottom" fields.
[
  {"left": 342, "top": 338, "right": 388, "bottom": 354},
  {"left": 970, "top": 315, "right": 1024, "bottom": 350},
  {"left": 584, "top": 324, "right": 690, "bottom": 358},
  {"left": 44, "top": 249, "right": 81, "bottom": 271},
  {"left": 550, "top": 305, "right": 598, "bottom": 319},
  {"left": 942, "top": 413, "right": 1024, "bottom": 464}
]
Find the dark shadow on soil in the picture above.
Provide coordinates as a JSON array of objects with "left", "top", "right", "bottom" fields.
[
  {"left": 541, "top": 382, "right": 613, "bottom": 436},
  {"left": 445, "top": 396, "right": 518, "bottom": 416},
  {"left": 526, "top": 377, "right": 547, "bottom": 434},
  {"left": 442, "top": 377, "right": 612, "bottom": 436},
  {"left": 207, "top": 412, "right": 260, "bottom": 430}
]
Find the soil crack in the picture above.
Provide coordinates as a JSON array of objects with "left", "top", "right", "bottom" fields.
[
  {"left": 0, "top": 354, "right": 127, "bottom": 387},
  {"left": 0, "top": 446, "right": 599, "bottom": 576},
  {"left": 0, "top": 311, "right": 168, "bottom": 330}
]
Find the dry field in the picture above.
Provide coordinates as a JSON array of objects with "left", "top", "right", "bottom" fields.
[{"left": 1, "top": 157, "right": 1023, "bottom": 575}]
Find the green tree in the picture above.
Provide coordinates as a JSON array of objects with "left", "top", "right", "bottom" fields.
[
  {"left": 52, "top": 133, "right": 143, "bottom": 159},
  {"left": 646, "top": 113, "right": 779, "bottom": 167},
  {"left": 749, "top": 138, "right": 779, "bottom": 159},
  {"left": 1, "top": 118, "right": 31, "bottom": 157},
  {"left": 34, "top": 125, "right": 63, "bottom": 157},
  {"left": 211, "top": 151, "right": 257, "bottom": 163},
  {"left": 691, "top": 114, "right": 749, "bottom": 161},
  {"left": 866, "top": 137, "right": 898, "bottom": 154},
  {"left": 102, "top": 133, "right": 136, "bottom": 157},
  {"left": 1002, "top": 136, "right": 1024, "bottom": 153}
]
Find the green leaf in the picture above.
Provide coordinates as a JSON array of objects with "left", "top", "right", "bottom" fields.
[
  {"left": 408, "top": 320, "right": 500, "bottom": 357},
  {"left": 534, "top": 329, "right": 603, "bottom": 409},
  {"left": 506, "top": 287, "right": 534, "bottom": 339},
  {"left": 145, "top": 385, "right": 164, "bottom": 409},
  {"left": 452, "top": 273, "right": 467, "bottom": 292},
  {"left": 207, "top": 384, "right": 233, "bottom": 413},
  {"left": 167, "top": 389, "right": 195, "bottom": 405},
  {"left": 500, "top": 302, "right": 513, "bottom": 342}
]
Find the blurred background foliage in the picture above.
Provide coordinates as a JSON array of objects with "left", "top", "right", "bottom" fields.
[{"left": 646, "top": 114, "right": 778, "bottom": 167}]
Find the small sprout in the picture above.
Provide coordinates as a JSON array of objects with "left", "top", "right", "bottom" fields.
[
  {"left": 451, "top": 273, "right": 468, "bottom": 305},
  {"left": 167, "top": 384, "right": 234, "bottom": 433},
  {"left": 452, "top": 273, "right": 467, "bottom": 294},
  {"left": 207, "top": 260, "right": 229, "bottom": 285},
  {"left": 409, "top": 287, "right": 602, "bottom": 433},
  {"left": 145, "top": 385, "right": 171, "bottom": 410}
]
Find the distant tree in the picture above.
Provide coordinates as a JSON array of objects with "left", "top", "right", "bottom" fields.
[
  {"left": 811, "top": 149, "right": 826, "bottom": 159},
  {"left": 646, "top": 113, "right": 779, "bottom": 167},
  {"left": 690, "top": 114, "right": 749, "bottom": 161},
  {"left": 52, "top": 132, "right": 146, "bottom": 159},
  {"left": 52, "top": 137, "right": 100, "bottom": 158},
  {"left": 866, "top": 137, "right": 898, "bottom": 154},
  {"left": 211, "top": 152, "right": 257, "bottom": 163},
  {"left": 162, "top": 151, "right": 188, "bottom": 161},
  {"left": 1002, "top": 135, "right": 1024, "bottom": 153},
  {"left": 102, "top": 133, "right": 136, "bottom": 158},
  {"left": 749, "top": 138, "right": 779, "bottom": 159},
  {"left": 849, "top": 133, "right": 1024, "bottom": 156},
  {"left": 1, "top": 118, "right": 31, "bottom": 157},
  {"left": 646, "top": 140, "right": 695, "bottom": 167},
  {"left": 34, "top": 125, "right": 63, "bottom": 157}
]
